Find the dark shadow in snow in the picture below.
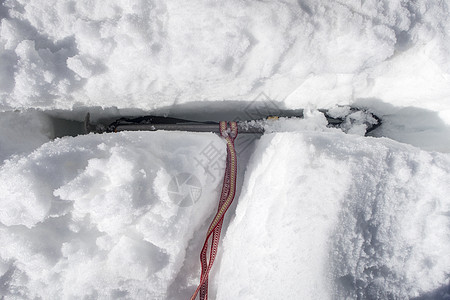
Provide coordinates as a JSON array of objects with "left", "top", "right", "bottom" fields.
[
  {"left": 158, "top": 95, "right": 290, "bottom": 122},
  {"left": 42, "top": 94, "right": 296, "bottom": 137},
  {"left": 354, "top": 98, "right": 450, "bottom": 153},
  {"left": 32, "top": 96, "right": 450, "bottom": 153},
  {"left": 412, "top": 284, "right": 450, "bottom": 300},
  {"left": 0, "top": 2, "right": 9, "bottom": 19},
  {"left": 42, "top": 95, "right": 381, "bottom": 142},
  {"left": 0, "top": 265, "right": 15, "bottom": 297},
  {"left": 296, "top": 0, "right": 313, "bottom": 16},
  {"left": 0, "top": 50, "right": 18, "bottom": 93}
]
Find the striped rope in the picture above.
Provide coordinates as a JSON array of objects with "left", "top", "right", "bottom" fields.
[{"left": 191, "top": 121, "right": 238, "bottom": 300}]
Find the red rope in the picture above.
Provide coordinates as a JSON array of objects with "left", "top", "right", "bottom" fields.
[{"left": 191, "top": 121, "right": 238, "bottom": 300}]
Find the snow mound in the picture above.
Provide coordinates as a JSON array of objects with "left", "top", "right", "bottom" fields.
[
  {"left": 217, "top": 131, "right": 450, "bottom": 299},
  {"left": 0, "top": 0, "right": 449, "bottom": 111},
  {"left": 0, "top": 131, "right": 226, "bottom": 298}
]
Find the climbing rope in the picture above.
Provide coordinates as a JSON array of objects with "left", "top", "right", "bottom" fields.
[{"left": 191, "top": 121, "right": 238, "bottom": 300}]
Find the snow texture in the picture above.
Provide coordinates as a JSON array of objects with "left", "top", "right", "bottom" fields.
[
  {"left": 217, "top": 131, "right": 450, "bottom": 299},
  {"left": 0, "top": 0, "right": 449, "bottom": 114},
  {"left": 1, "top": 0, "right": 450, "bottom": 299},
  {"left": 0, "top": 132, "right": 226, "bottom": 298}
]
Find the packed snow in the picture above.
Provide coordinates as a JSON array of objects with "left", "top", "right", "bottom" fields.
[
  {"left": 217, "top": 131, "right": 450, "bottom": 299},
  {"left": 1, "top": 0, "right": 449, "bottom": 114},
  {"left": 1, "top": 0, "right": 450, "bottom": 299},
  {"left": 0, "top": 131, "right": 226, "bottom": 298}
]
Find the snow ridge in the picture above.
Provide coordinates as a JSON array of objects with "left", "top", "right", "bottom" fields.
[{"left": 217, "top": 132, "right": 450, "bottom": 299}]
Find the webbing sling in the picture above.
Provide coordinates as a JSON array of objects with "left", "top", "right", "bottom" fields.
[{"left": 191, "top": 121, "right": 238, "bottom": 300}]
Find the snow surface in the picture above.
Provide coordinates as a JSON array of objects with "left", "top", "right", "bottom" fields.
[
  {"left": 0, "top": 131, "right": 226, "bottom": 298},
  {"left": 0, "top": 0, "right": 449, "bottom": 114},
  {"left": 1, "top": 0, "right": 450, "bottom": 299},
  {"left": 216, "top": 131, "right": 450, "bottom": 299}
]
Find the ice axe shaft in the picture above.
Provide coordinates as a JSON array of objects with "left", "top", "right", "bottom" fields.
[
  {"left": 112, "top": 122, "right": 264, "bottom": 134},
  {"left": 85, "top": 109, "right": 381, "bottom": 136}
]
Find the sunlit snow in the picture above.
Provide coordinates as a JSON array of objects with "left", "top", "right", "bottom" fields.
[{"left": 1, "top": 0, "right": 450, "bottom": 299}]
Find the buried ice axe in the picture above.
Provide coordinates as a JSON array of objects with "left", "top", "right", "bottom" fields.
[
  {"left": 84, "top": 108, "right": 381, "bottom": 135},
  {"left": 85, "top": 108, "right": 380, "bottom": 299}
]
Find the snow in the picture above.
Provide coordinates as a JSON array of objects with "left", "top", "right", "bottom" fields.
[
  {"left": 0, "top": 0, "right": 449, "bottom": 114},
  {"left": 216, "top": 131, "right": 450, "bottom": 299},
  {"left": 0, "top": 131, "right": 226, "bottom": 298},
  {"left": 1, "top": 0, "right": 450, "bottom": 299}
]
